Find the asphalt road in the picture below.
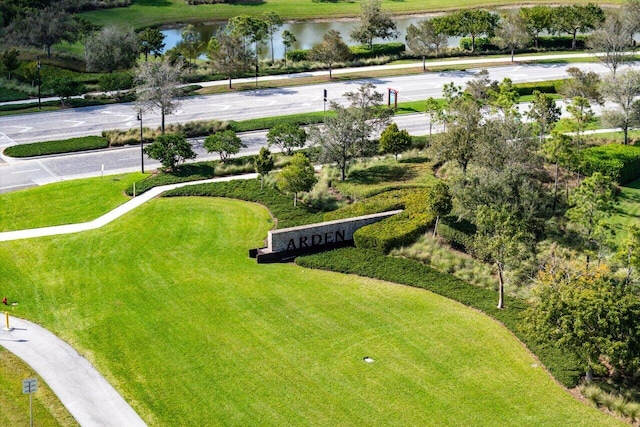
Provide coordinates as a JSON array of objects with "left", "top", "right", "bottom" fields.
[{"left": 0, "top": 61, "right": 625, "bottom": 193}]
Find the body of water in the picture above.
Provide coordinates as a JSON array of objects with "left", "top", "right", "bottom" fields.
[{"left": 161, "top": 16, "right": 463, "bottom": 61}]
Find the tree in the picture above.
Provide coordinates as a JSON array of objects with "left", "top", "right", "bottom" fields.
[
  {"left": 350, "top": 0, "right": 398, "bottom": 49},
  {"left": 282, "top": 30, "right": 296, "bottom": 67},
  {"left": 566, "top": 172, "right": 615, "bottom": 265},
  {"left": 622, "top": 0, "right": 640, "bottom": 39},
  {"left": 135, "top": 57, "right": 183, "bottom": 134},
  {"left": 526, "top": 90, "right": 561, "bottom": 144},
  {"left": 144, "top": 133, "right": 196, "bottom": 172},
  {"left": 559, "top": 67, "right": 603, "bottom": 104},
  {"left": 254, "top": 147, "right": 274, "bottom": 190},
  {"left": 430, "top": 96, "right": 483, "bottom": 175},
  {"left": 139, "top": 28, "right": 165, "bottom": 62},
  {"left": 519, "top": 5, "right": 553, "bottom": 48},
  {"left": 208, "top": 31, "right": 253, "bottom": 89},
  {"left": 424, "top": 97, "right": 442, "bottom": 136},
  {"left": 204, "top": 129, "right": 246, "bottom": 163},
  {"left": 449, "top": 9, "right": 499, "bottom": 53},
  {"left": 493, "top": 13, "right": 530, "bottom": 62},
  {"left": 0, "top": 47, "right": 20, "bottom": 80},
  {"left": 71, "top": 16, "right": 101, "bottom": 51},
  {"left": 262, "top": 11, "right": 282, "bottom": 63},
  {"left": 599, "top": 70, "right": 640, "bottom": 145},
  {"left": 181, "top": 24, "right": 202, "bottom": 67},
  {"left": 587, "top": 10, "right": 634, "bottom": 76},
  {"left": 552, "top": 3, "right": 605, "bottom": 50},
  {"left": 277, "top": 153, "right": 317, "bottom": 207},
  {"left": 343, "top": 82, "right": 394, "bottom": 156},
  {"left": 310, "top": 105, "right": 360, "bottom": 181},
  {"left": 475, "top": 205, "right": 533, "bottom": 309},
  {"left": 542, "top": 131, "right": 573, "bottom": 211},
  {"left": 6, "top": 6, "right": 73, "bottom": 58},
  {"left": 524, "top": 261, "right": 640, "bottom": 380},
  {"left": 98, "top": 71, "right": 133, "bottom": 101},
  {"left": 229, "top": 14, "right": 267, "bottom": 64},
  {"left": 405, "top": 19, "right": 448, "bottom": 70},
  {"left": 379, "top": 122, "right": 411, "bottom": 160},
  {"left": 85, "top": 25, "right": 140, "bottom": 72},
  {"left": 309, "top": 30, "right": 351, "bottom": 79},
  {"left": 617, "top": 225, "right": 640, "bottom": 284},
  {"left": 267, "top": 123, "right": 307, "bottom": 155},
  {"left": 429, "top": 180, "right": 452, "bottom": 237},
  {"left": 48, "top": 76, "right": 84, "bottom": 106}
]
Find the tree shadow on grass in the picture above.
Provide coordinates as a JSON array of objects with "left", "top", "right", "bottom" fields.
[{"left": 347, "top": 165, "right": 416, "bottom": 185}]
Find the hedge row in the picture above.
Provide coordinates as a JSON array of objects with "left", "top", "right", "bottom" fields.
[
  {"left": 460, "top": 35, "right": 587, "bottom": 52},
  {"left": 579, "top": 144, "right": 640, "bottom": 185},
  {"left": 3, "top": 136, "right": 109, "bottom": 158},
  {"left": 295, "top": 247, "right": 581, "bottom": 387},
  {"left": 437, "top": 216, "right": 476, "bottom": 254},
  {"left": 163, "top": 178, "right": 324, "bottom": 228},
  {"left": 287, "top": 42, "right": 405, "bottom": 62},
  {"left": 325, "top": 187, "right": 434, "bottom": 252},
  {"left": 513, "top": 80, "right": 562, "bottom": 97}
]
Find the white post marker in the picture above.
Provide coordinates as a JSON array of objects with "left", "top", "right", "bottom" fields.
[
  {"left": 22, "top": 378, "right": 37, "bottom": 427},
  {"left": 101, "top": 164, "right": 104, "bottom": 178}
]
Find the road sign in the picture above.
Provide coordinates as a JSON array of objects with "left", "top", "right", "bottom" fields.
[{"left": 22, "top": 378, "right": 37, "bottom": 394}]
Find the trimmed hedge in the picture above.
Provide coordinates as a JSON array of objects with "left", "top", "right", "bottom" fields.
[
  {"left": 295, "top": 247, "right": 582, "bottom": 387},
  {"left": 163, "top": 178, "right": 324, "bottom": 228},
  {"left": 579, "top": 144, "right": 640, "bottom": 185},
  {"left": 350, "top": 43, "right": 405, "bottom": 60},
  {"left": 325, "top": 187, "right": 434, "bottom": 252},
  {"left": 3, "top": 136, "right": 109, "bottom": 157},
  {"left": 437, "top": 216, "right": 476, "bottom": 254},
  {"left": 460, "top": 35, "right": 586, "bottom": 52},
  {"left": 513, "top": 80, "right": 562, "bottom": 97}
]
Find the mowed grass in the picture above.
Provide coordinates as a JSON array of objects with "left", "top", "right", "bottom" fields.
[
  {"left": 80, "top": 0, "right": 623, "bottom": 29},
  {"left": 608, "top": 178, "right": 640, "bottom": 245},
  {"left": 0, "top": 349, "right": 77, "bottom": 426},
  {"left": 0, "top": 173, "right": 146, "bottom": 232},
  {"left": 0, "top": 197, "right": 623, "bottom": 426}
]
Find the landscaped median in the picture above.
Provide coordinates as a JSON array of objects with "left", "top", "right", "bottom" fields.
[{"left": 3, "top": 136, "right": 109, "bottom": 158}]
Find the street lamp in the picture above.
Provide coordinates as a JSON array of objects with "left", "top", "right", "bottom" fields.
[
  {"left": 36, "top": 56, "right": 41, "bottom": 110},
  {"left": 137, "top": 112, "right": 144, "bottom": 173}
]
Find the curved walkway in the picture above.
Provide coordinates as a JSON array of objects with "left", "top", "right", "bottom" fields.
[
  {"left": 0, "top": 173, "right": 257, "bottom": 242},
  {"left": 0, "top": 173, "right": 256, "bottom": 425}
]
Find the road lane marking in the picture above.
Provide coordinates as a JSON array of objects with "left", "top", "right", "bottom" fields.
[
  {"left": 63, "top": 120, "right": 85, "bottom": 127},
  {"left": 36, "top": 160, "right": 57, "bottom": 179},
  {"left": 11, "top": 168, "right": 41, "bottom": 174},
  {"left": 0, "top": 183, "right": 34, "bottom": 191}
]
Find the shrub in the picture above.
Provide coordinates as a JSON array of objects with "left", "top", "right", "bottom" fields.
[
  {"left": 537, "top": 35, "right": 586, "bottom": 50},
  {"left": 513, "top": 80, "right": 562, "bottom": 97},
  {"left": 287, "top": 50, "right": 308, "bottom": 62},
  {"left": 163, "top": 178, "right": 324, "bottom": 227},
  {"left": 3, "top": 136, "right": 108, "bottom": 157},
  {"left": 579, "top": 144, "right": 640, "bottom": 185},
  {"left": 459, "top": 37, "right": 498, "bottom": 52},
  {"left": 350, "top": 43, "right": 405, "bottom": 59},
  {"left": 295, "top": 247, "right": 582, "bottom": 387},
  {"left": 437, "top": 216, "right": 477, "bottom": 254}
]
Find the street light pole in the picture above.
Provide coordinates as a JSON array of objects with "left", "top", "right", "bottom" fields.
[
  {"left": 37, "top": 57, "right": 41, "bottom": 110},
  {"left": 137, "top": 112, "right": 144, "bottom": 173}
]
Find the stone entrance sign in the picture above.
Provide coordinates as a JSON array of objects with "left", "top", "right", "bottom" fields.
[{"left": 250, "top": 210, "right": 402, "bottom": 263}]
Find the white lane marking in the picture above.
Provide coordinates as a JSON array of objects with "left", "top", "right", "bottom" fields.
[
  {"left": 0, "top": 131, "right": 15, "bottom": 147},
  {"left": 63, "top": 120, "right": 85, "bottom": 127},
  {"left": 119, "top": 157, "right": 139, "bottom": 161},
  {"left": 8, "top": 126, "right": 32, "bottom": 133},
  {"left": 11, "top": 168, "right": 41, "bottom": 174}
]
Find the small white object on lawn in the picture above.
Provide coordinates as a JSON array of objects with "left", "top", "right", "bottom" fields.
[{"left": 363, "top": 357, "right": 374, "bottom": 363}]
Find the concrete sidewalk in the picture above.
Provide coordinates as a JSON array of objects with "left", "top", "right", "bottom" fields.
[
  {"left": 0, "top": 316, "right": 146, "bottom": 427},
  {"left": 0, "top": 173, "right": 258, "bottom": 242}
]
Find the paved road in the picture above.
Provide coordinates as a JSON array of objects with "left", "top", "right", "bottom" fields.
[{"left": 0, "top": 62, "right": 618, "bottom": 146}]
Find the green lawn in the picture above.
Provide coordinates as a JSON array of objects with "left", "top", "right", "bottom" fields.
[
  {"left": 0, "top": 196, "right": 623, "bottom": 425},
  {"left": 0, "top": 173, "right": 146, "bottom": 232},
  {"left": 80, "top": 0, "right": 623, "bottom": 29},
  {"left": 609, "top": 178, "right": 640, "bottom": 245}
]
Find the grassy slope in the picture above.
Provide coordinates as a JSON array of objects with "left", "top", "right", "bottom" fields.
[
  {"left": 0, "top": 197, "right": 623, "bottom": 426},
  {"left": 0, "top": 173, "right": 145, "bottom": 232},
  {"left": 80, "top": 0, "right": 621, "bottom": 29},
  {"left": 0, "top": 349, "right": 77, "bottom": 426},
  {"left": 609, "top": 178, "right": 640, "bottom": 245}
]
